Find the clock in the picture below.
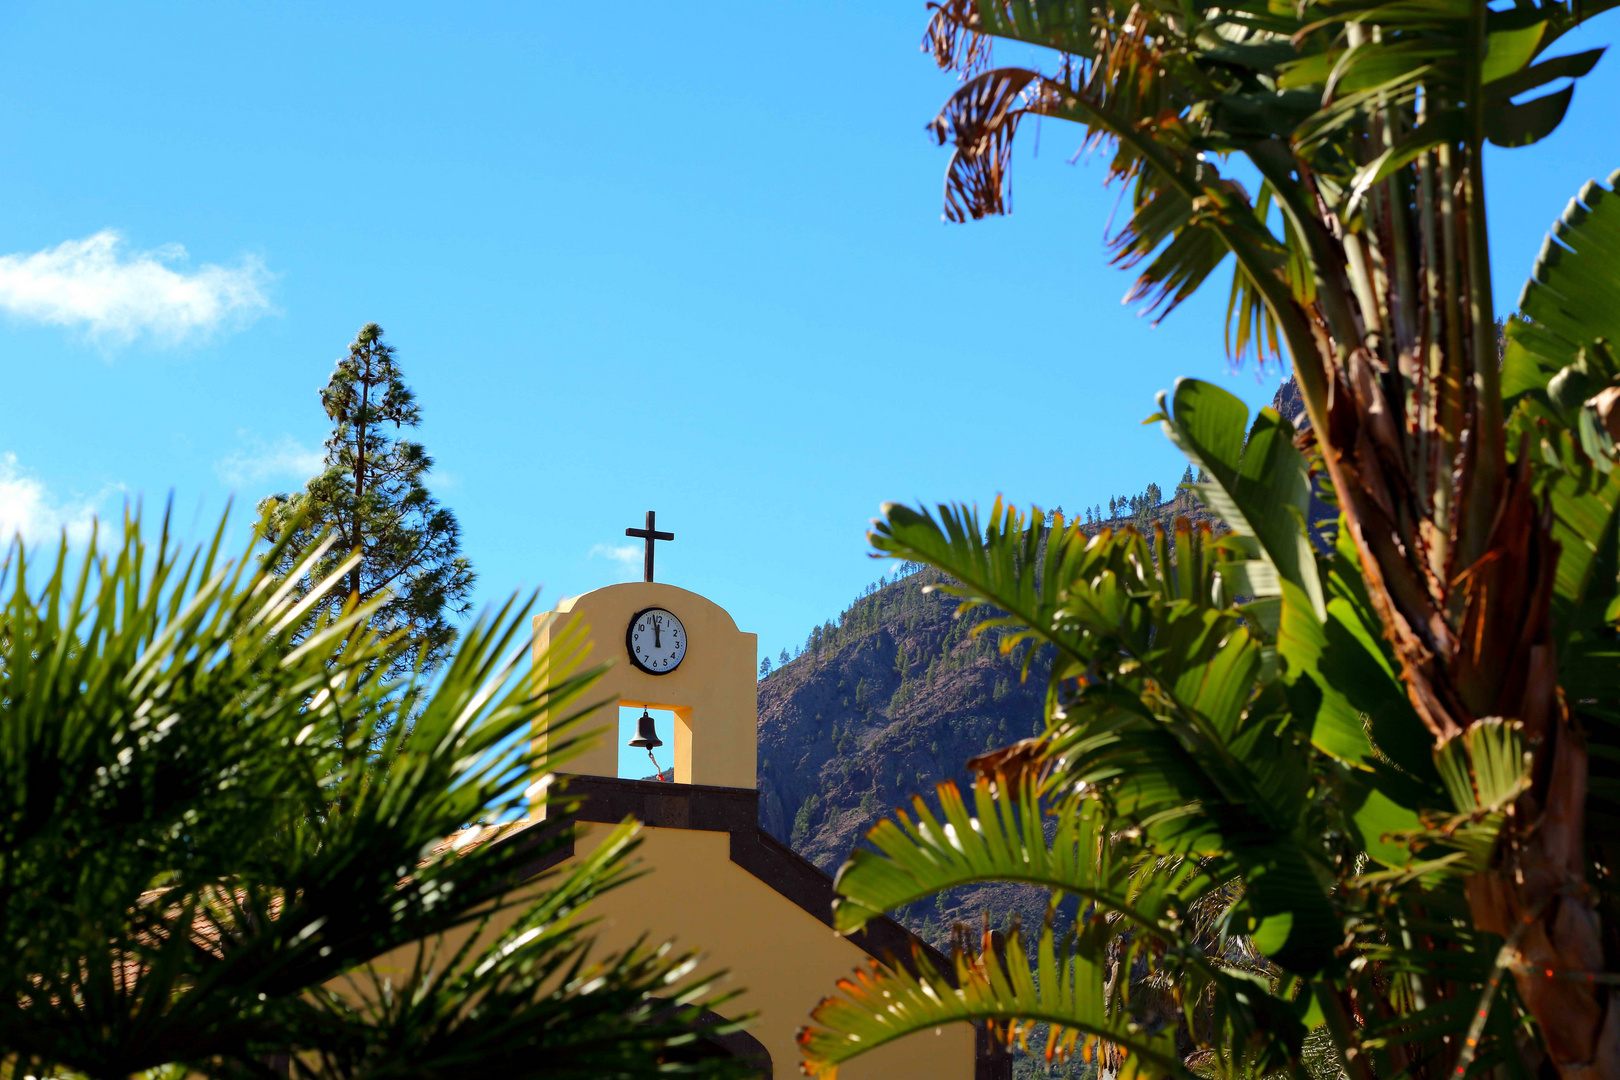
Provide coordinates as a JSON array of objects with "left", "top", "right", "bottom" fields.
[{"left": 627, "top": 607, "right": 687, "bottom": 675}]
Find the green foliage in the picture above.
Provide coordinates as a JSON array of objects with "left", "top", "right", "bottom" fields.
[
  {"left": 0, "top": 513, "right": 743, "bottom": 1079},
  {"left": 259, "top": 324, "right": 473, "bottom": 679},
  {"left": 1103, "top": 483, "right": 1167, "bottom": 523},
  {"left": 800, "top": 380, "right": 1549, "bottom": 1079},
  {"left": 792, "top": 795, "right": 821, "bottom": 847},
  {"left": 1502, "top": 172, "right": 1620, "bottom": 658}
]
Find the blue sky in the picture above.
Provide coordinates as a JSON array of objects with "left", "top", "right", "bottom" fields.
[{"left": 1, "top": 1, "right": 1617, "bottom": 668}]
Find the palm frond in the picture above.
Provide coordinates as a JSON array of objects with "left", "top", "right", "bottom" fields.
[
  {"left": 0, "top": 511, "right": 729, "bottom": 1079},
  {"left": 799, "top": 923, "right": 1189, "bottom": 1080},
  {"left": 832, "top": 778, "right": 1211, "bottom": 953}
]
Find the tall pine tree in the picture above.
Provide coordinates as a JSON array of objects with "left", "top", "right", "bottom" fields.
[{"left": 259, "top": 323, "right": 473, "bottom": 677}]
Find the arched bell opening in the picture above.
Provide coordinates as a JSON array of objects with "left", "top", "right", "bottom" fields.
[
  {"left": 619, "top": 705, "right": 674, "bottom": 780},
  {"left": 534, "top": 582, "right": 755, "bottom": 791},
  {"left": 616, "top": 700, "right": 693, "bottom": 783}
]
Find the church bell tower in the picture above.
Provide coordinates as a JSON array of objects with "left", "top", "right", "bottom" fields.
[
  {"left": 532, "top": 510, "right": 757, "bottom": 789},
  {"left": 532, "top": 580, "right": 758, "bottom": 788}
]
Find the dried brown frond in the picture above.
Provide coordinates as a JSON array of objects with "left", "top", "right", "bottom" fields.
[
  {"left": 1453, "top": 459, "right": 1559, "bottom": 730},
  {"left": 923, "top": 0, "right": 993, "bottom": 77},
  {"left": 966, "top": 736, "right": 1049, "bottom": 794},
  {"left": 928, "top": 68, "right": 1053, "bottom": 221}
]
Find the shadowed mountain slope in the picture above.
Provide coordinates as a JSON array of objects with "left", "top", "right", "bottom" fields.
[{"left": 755, "top": 563, "right": 1056, "bottom": 951}]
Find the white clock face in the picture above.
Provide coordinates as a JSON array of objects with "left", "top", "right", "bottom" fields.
[{"left": 627, "top": 607, "right": 687, "bottom": 675}]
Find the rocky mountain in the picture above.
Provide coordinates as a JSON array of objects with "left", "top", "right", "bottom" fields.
[
  {"left": 755, "top": 562, "right": 1058, "bottom": 952},
  {"left": 757, "top": 567, "right": 1044, "bottom": 863}
]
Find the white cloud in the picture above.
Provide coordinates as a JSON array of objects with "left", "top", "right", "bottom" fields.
[
  {"left": 589, "top": 542, "right": 642, "bottom": 581},
  {"left": 0, "top": 453, "right": 104, "bottom": 547},
  {"left": 0, "top": 230, "right": 271, "bottom": 344},
  {"left": 215, "top": 432, "right": 325, "bottom": 488}
]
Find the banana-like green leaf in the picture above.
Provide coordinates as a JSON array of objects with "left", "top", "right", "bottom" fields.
[
  {"left": 1279, "top": 579, "right": 1376, "bottom": 769},
  {"left": 1278, "top": 533, "right": 1440, "bottom": 783},
  {"left": 1152, "top": 378, "right": 1436, "bottom": 783},
  {"left": 1486, "top": 46, "right": 1605, "bottom": 101},
  {"left": 1345, "top": 773, "right": 1426, "bottom": 869},
  {"left": 1484, "top": 19, "right": 1547, "bottom": 79},
  {"left": 1155, "top": 379, "right": 1326, "bottom": 619},
  {"left": 1486, "top": 84, "right": 1576, "bottom": 147},
  {"left": 1508, "top": 171, "right": 1620, "bottom": 376},
  {"left": 1502, "top": 170, "right": 1620, "bottom": 671},
  {"left": 1545, "top": 433, "right": 1620, "bottom": 639}
]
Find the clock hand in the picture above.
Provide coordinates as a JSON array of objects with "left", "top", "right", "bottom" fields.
[{"left": 652, "top": 616, "right": 662, "bottom": 648}]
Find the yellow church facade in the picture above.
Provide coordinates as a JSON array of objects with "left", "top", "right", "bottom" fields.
[{"left": 516, "top": 580, "right": 980, "bottom": 1079}]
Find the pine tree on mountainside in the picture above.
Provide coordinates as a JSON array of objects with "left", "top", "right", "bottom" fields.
[{"left": 258, "top": 323, "right": 474, "bottom": 679}]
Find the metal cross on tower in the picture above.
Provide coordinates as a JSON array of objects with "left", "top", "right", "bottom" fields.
[{"left": 624, "top": 510, "right": 674, "bottom": 583}]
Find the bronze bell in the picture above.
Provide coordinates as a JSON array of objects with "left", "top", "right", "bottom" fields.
[{"left": 627, "top": 709, "right": 663, "bottom": 749}]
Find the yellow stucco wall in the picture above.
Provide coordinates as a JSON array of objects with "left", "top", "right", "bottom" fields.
[
  {"left": 549, "top": 822, "right": 973, "bottom": 1080},
  {"left": 534, "top": 582, "right": 758, "bottom": 789},
  {"left": 339, "top": 823, "right": 974, "bottom": 1079}
]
